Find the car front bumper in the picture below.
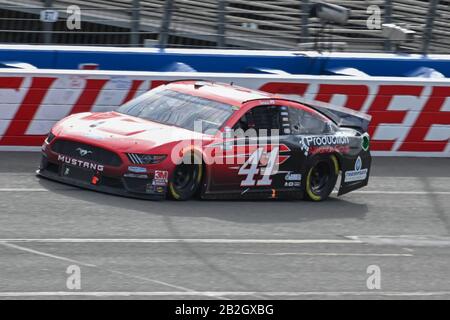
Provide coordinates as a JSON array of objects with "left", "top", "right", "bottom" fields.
[{"left": 37, "top": 155, "right": 166, "bottom": 200}]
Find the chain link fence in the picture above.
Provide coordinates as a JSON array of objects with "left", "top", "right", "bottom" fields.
[{"left": 0, "top": 0, "right": 449, "bottom": 53}]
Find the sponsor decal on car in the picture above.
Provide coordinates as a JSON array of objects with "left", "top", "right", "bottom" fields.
[
  {"left": 299, "top": 136, "right": 350, "bottom": 156},
  {"left": 123, "top": 173, "right": 148, "bottom": 179},
  {"left": 344, "top": 156, "right": 368, "bottom": 182},
  {"left": 284, "top": 181, "right": 301, "bottom": 187},
  {"left": 145, "top": 183, "right": 154, "bottom": 194},
  {"left": 361, "top": 133, "right": 370, "bottom": 151},
  {"left": 285, "top": 172, "right": 302, "bottom": 181},
  {"left": 309, "top": 145, "right": 350, "bottom": 155},
  {"left": 153, "top": 170, "right": 169, "bottom": 186},
  {"left": 284, "top": 172, "right": 301, "bottom": 187},
  {"left": 146, "top": 183, "right": 166, "bottom": 194},
  {"left": 128, "top": 166, "right": 147, "bottom": 174},
  {"left": 57, "top": 154, "right": 104, "bottom": 171}
]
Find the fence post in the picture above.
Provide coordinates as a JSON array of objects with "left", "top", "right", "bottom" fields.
[
  {"left": 130, "top": 0, "right": 141, "bottom": 46},
  {"left": 158, "top": 0, "right": 175, "bottom": 48},
  {"left": 383, "top": 0, "right": 392, "bottom": 52},
  {"left": 300, "top": 0, "right": 310, "bottom": 43},
  {"left": 422, "top": 0, "right": 439, "bottom": 55},
  {"left": 42, "top": 0, "right": 54, "bottom": 44},
  {"left": 217, "top": 0, "right": 227, "bottom": 48}
]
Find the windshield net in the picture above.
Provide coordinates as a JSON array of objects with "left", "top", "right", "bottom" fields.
[{"left": 116, "top": 89, "right": 235, "bottom": 133}]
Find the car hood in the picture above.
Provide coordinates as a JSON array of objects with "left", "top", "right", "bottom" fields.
[{"left": 53, "top": 112, "right": 210, "bottom": 153}]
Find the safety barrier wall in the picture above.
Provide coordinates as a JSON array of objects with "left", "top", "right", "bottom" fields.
[
  {"left": 0, "top": 68, "right": 449, "bottom": 157},
  {"left": 2, "top": 45, "right": 450, "bottom": 76}
]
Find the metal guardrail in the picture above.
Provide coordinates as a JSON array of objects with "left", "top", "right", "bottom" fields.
[{"left": 0, "top": 0, "right": 448, "bottom": 53}]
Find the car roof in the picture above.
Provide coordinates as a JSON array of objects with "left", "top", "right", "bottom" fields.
[{"left": 165, "top": 80, "right": 276, "bottom": 106}]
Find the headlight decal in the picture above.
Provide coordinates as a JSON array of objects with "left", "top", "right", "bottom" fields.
[
  {"left": 127, "top": 153, "right": 167, "bottom": 164},
  {"left": 45, "top": 132, "right": 56, "bottom": 144},
  {"left": 128, "top": 153, "right": 143, "bottom": 164}
]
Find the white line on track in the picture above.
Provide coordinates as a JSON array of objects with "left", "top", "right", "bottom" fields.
[
  {"left": 231, "top": 252, "right": 413, "bottom": 257},
  {"left": 0, "top": 241, "right": 229, "bottom": 300},
  {"left": 0, "top": 238, "right": 362, "bottom": 244},
  {"left": 0, "top": 242, "right": 98, "bottom": 267},
  {"left": 347, "top": 235, "right": 450, "bottom": 247},
  {"left": 1, "top": 188, "right": 450, "bottom": 195},
  {"left": 351, "top": 191, "right": 450, "bottom": 195},
  {"left": 0, "top": 291, "right": 449, "bottom": 297},
  {"left": 0, "top": 188, "right": 49, "bottom": 192}
]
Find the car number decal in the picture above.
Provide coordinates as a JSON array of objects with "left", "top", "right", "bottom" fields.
[{"left": 238, "top": 147, "right": 279, "bottom": 186}]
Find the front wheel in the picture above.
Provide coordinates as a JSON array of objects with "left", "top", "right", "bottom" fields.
[
  {"left": 168, "top": 156, "right": 203, "bottom": 201},
  {"left": 304, "top": 155, "right": 339, "bottom": 202}
]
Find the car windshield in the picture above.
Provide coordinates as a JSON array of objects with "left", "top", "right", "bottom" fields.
[{"left": 116, "top": 88, "right": 235, "bottom": 134}]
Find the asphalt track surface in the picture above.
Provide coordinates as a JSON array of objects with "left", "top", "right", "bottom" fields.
[{"left": 0, "top": 152, "right": 449, "bottom": 300}]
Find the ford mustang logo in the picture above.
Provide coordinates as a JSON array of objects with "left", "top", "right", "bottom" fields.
[{"left": 76, "top": 148, "right": 93, "bottom": 157}]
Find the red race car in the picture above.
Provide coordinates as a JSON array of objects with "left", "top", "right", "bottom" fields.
[{"left": 38, "top": 80, "right": 371, "bottom": 201}]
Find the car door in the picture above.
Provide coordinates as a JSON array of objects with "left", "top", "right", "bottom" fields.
[{"left": 205, "top": 103, "right": 294, "bottom": 196}]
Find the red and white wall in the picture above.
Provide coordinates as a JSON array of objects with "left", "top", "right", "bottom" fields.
[{"left": 0, "top": 68, "right": 449, "bottom": 157}]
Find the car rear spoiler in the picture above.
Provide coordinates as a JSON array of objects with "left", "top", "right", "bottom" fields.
[{"left": 294, "top": 97, "right": 372, "bottom": 133}]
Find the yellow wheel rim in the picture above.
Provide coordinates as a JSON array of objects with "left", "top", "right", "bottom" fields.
[
  {"left": 331, "top": 155, "right": 339, "bottom": 175},
  {"left": 306, "top": 167, "right": 322, "bottom": 201},
  {"left": 169, "top": 152, "right": 203, "bottom": 200},
  {"left": 306, "top": 156, "right": 339, "bottom": 202},
  {"left": 169, "top": 182, "right": 181, "bottom": 199}
]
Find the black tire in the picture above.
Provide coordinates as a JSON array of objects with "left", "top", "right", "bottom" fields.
[
  {"left": 168, "top": 153, "right": 203, "bottom": 201},
  {"left": 304, "top": 155, "right": 339, "bottom": 202}
]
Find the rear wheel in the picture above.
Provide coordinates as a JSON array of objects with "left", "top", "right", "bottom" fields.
[
  {"left": 168, "top": 154, "right": 203, "bottom": 201},
  {"left": 304, "top": 155, "right": 339, "bottom": 202}
]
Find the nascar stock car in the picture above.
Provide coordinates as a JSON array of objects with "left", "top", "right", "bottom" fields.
[{"left": 37, "top": 80, "right": 372, "bottom": 201}]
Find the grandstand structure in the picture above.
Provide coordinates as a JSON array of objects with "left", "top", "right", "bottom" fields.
[{"left": 0, "top": 0, "right": 449, "bottom": 53}]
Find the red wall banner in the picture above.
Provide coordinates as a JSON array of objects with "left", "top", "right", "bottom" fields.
[{"left": 0, "top": 69, "right": 448, "bottom": 156}]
